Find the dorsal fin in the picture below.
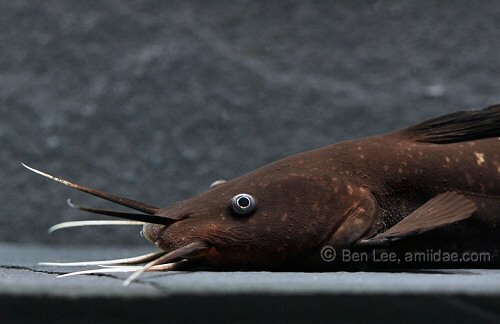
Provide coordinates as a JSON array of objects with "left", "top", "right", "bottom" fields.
[{"left": 401, "top": 104, "right": 500, "bottom": 144}]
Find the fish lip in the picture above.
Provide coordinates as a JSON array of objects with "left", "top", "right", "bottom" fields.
[
  {"left": 141, "top": 223, "right": 155, "bottom": 244},
  {"left": 142, "top": 211, "right": 194, "bottom": 244},
  {"left": 142, "top": 223, "right": 168, "bottom": 246},
  {"left": 141, "top": 222, "right": 214, "bottom": 262},
  {"left": 142, "top": 216, "right": 203, "bottom": 248}
]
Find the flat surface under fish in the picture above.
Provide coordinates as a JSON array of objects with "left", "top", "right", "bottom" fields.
[
  {"left": 1, "top": 243, "right": 500, "bottom": 296},
  {"left": 2, "top": 243, "right": 500, "bottom": 322}
]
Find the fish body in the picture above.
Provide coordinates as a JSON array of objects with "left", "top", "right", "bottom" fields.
[
  {"left": 25, "top": 105, "right": 500, "bottom": 278},
  {"left": 143, "top": 105, "right": 500, "bottom": 270}
]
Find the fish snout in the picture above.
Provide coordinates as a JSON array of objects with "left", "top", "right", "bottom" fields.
[{"left": 142, "top": 223, "right": 164, "bottom": 246}]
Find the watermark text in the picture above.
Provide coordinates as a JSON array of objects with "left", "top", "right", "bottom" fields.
[{"left": 320, "top": 246, "right": 491, "bottom": 264}]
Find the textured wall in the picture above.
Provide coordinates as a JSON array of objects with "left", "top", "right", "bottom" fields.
[{"left": 2, "top": 1, "right": 500, "bottom": 245}]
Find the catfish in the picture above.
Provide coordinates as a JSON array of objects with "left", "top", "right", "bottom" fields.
[{"left": 25, "top": 104, "right": 500, "bottom": 284}]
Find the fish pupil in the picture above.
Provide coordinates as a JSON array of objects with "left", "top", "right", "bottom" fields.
[{"left": 237, "top": 197, "right": 250, "bottom": 208}]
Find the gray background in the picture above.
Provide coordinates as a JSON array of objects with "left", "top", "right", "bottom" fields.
[
  {"left": 2, "top": 3, "right": 500, "bottom": 322},
  {"left": 2, "top": 1, "right": 500, "bottom": 246}
]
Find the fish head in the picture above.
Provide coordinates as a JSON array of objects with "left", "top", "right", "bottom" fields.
[{"left": 143, "top": 162, "right": 362, "bottom": 269}]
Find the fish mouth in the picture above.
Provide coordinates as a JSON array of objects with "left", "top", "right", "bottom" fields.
[
  {"left": 23, "top": 164, "right": 214, "bottom": 284},
  {"left": 142, "top": 210, "right": 195, "bottom": 246},
  {"left": 142, "top": 222, "right": 189, "bottom": 251}
]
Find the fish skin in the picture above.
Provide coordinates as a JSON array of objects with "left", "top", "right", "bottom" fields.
[
  {"left": 327, "top": 134, "right": 499, "bottom": 230},
  {"left": 143, "top": 106, "right": 500, "bottom": 270}
]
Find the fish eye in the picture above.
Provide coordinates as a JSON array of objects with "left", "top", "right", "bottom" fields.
[{"left": 231, "top": 193, "right": 256, "bottom": 215}]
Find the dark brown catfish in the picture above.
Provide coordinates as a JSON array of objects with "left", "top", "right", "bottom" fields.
[{"left": 25, "top": 104, "right": 500, "bottom": 283}]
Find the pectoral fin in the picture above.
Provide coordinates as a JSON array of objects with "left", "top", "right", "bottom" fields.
[
  {"left": 330, "top": 191, "right": 378, "bottom": 246},
  {"left": 357, "top": 192, "right": 476, "bottom": 246}
]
